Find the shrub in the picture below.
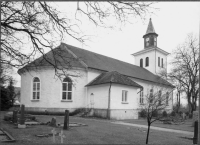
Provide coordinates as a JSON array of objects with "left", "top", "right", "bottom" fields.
[
  {"left": 162, "top": 111, "right": 168, "bottom": 117},
  {"left": 139, "top": 109, "right": 147, "bottom": 118},
  {"left": 170, "top": 111, "right": 176, "bottom": 117},
  {"left": 178, "top": 111, "right": 183, "bottom": 116},
  {"left": 152, "top": 110, "right": 158, "bottom": 117}
]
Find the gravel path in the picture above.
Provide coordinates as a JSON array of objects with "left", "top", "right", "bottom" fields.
[{"left": 111, "top": 121, "right": 193, "bottom": 135}]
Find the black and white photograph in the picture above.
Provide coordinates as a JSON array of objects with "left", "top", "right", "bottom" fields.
[{"left": 0, "top": 1, "right": 199, "bottom": 144}]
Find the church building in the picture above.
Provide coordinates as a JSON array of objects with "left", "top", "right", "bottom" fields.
[{"left": 18, "top": 18, "right": 174, "bottom": 120}]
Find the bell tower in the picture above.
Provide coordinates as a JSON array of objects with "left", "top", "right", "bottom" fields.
[
  {"left": 132, "top": 18, "right": 170, "bottom": 75},
  {"left": 143, "top": 18, "right": 158, "bottom": 49}
]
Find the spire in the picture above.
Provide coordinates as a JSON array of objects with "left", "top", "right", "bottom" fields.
[{"left": 145, "top": 18, "right": 156, "bottom": 34}]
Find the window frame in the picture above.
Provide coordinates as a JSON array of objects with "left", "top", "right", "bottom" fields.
[
  {"left": 122, "top": 90, "right": 128, "bottom": 104},
  {"left": 32, "top": 77, "right": 40, "bottom": 101},
  {"left": 158, "top": 90, "right": 162, "bottom": 105},
  {"left": 149, "top": 89, "right": 153, "bottom": 103},
  {"left": 140, "top": 90, "right": 144, "bottom": 104},
  {"left": 145, "top": 57, "right": 149, "bottom": 67},
  {"left": 146, "top": 37, "right": 149, "bottom": 47},
  {"left": 61, "top": 77, "right": 73, "bottom": 102},
  {"left": 140, "top": 58, "right": 143, "bottom": 68},
  {"left": 166, "top": 92, "right": 169, "bottom": 106},
  {"left": 154, "top": 37, "right": 157, "bottom": 46}
]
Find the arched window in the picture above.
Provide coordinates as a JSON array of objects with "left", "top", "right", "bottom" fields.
[
  {"left": 140, "top": 90, "right": 144, "bottom": 104},
  {"left": 62, "top": 77, "right": 72, "bottom": 100},
  {"left": 150, "top": 89, "right": 153, "bottom": 103},
  {"left": 166, "top": 92, "right": 169, "bottom": 106},
  {"left": 145, "top": 57, "right": 149, "bottom": 67},
  {"left": 140, "top": 59, "right": 143, "bottom": 67},
  {"left": 33, "top": 77, "right": 40, "bottom": 100},
  {"left": 158, "top": 57, "right": 160, "bottom": 67}
]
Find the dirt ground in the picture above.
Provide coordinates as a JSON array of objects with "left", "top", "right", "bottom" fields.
[{"left": 0, "top": 111, "right": 194, "bottom": 145}]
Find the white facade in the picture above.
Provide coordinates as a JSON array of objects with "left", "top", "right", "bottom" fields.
[
  {"left": 20, "top": 66, "right": 173, "bottom": 119},
  {"left": 133, "top": 48, "right": 168, "bottom": 75},
  {"left": 20, "top": 67, "right": 88, "bottom": 113}
]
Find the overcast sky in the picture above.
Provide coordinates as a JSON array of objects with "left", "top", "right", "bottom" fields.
[{"left": 14, "top": 2, "right": 199, "bottom": 95}]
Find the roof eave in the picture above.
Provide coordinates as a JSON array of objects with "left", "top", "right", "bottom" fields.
[{"left": 86, "top": 82, "right": 143, "bottom": 88}]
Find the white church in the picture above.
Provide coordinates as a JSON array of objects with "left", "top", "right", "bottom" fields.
[{"left": 18, "top": 19, "right": 174, "bottom": 120}]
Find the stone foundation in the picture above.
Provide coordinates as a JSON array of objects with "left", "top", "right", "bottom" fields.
[
  {"left": 25, "top": 107, "right": 85, "bottom": 115},
  {"left": 24, "top": 107, "right": 139, "bottom": 120},
  {"left": 90, "top": 109, "right": 139, "bottom": 120}
]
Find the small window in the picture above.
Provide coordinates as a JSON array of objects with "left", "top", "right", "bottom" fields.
[
  {"left": 150, "top": 36, "right": 154, "bottom": 46},
  {"left": 161, "top": 58, "right": 163, "bottom": 68},
  {"left": 140, "top": 59, "right": 143, "bottom": 67},
  {"left": 158, "top": 57, "right": 160, "bottom": 67},
  {"left": 62, "top": 77, "right": 72, "bottom": 101},
  {"left": 154, "top": 37, "right": 157, "bottom": 46},
  {"left": 166, "top": 92, "right": 169, "bottom": 106},
  {"left": 158, "top": 90, "right": 162, "bottom": 105},
  {"left": 150, "top": 89, "right": 153, "bottom": 103},
  {"left": 140, "top": 90, "right": 144, "bottom": 104},
  {"left": 33, "top": 77, "right": 40, "bottom": 100},
  {"left": 145, "top": 57, "right": 149, "bottom": 67},
  {"left": 146, "top": 38, "right": 149, "bottom": 47},
  {"left": 122, "top": 90, "right": 128, "bottom": 103}
]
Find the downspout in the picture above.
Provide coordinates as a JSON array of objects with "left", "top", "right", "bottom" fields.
[
  {"left": 107, "top": 81, "right": 112, "bottom": 119},
  {"left": 155, "top": 49, "right": 156, "bottom": 74}
]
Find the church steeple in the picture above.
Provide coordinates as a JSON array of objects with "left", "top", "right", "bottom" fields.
[{"left": 143, "top": 18, "right": 158, "bottom": 49}]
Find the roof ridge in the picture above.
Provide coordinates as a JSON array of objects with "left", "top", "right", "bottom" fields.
[{"left": 62, "top": 43, "right": 142, "bottom": 68}]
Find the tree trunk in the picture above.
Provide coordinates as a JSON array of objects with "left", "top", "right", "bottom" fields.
[{"left": 146, "top": 122, "right": 151, "bottom": 144}]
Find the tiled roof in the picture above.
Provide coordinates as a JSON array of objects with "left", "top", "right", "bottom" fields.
[
  {"left": 18, "top": 43, "right": 174, "bottom": 88},
  {"left": 86, "top": 71, "right": 143, "bottom": 88}
]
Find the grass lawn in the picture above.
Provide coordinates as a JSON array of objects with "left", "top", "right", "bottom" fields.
[
  {"left": 121, "top": 118, "right": 194, "bottom": 132},
  {"left": 0, "top": 111, "right": 193, "bottom": 145}
]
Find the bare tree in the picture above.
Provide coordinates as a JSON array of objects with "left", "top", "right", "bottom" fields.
[
  {"left": 139, "top": 86, "right": 173, "bottom": 144},
  {"left": 1, "top": 1, "right": 156, "bottom": 79},
  {"left": 168, "top": 34, "right": 199, "bottom": 117}
]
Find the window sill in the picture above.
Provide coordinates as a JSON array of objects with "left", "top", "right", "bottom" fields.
[
  {"left": 61, "top": 100, "right": 73, "bottom": 102},
  {"left": 121, "top": 102, "right": 128, "bottom": 104},
  {"left": 31, "top": 99, "right": 40, "bottom": 102}
]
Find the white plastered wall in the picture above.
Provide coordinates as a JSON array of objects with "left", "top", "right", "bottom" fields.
[
  {"left": 134, "top": 50, "right": 156, "bottom": 74},
  {"left": 130, "top": 78, "right": 173, "bottom": 111},
  {"left": 20, "top": 67, "right": 88, "bottom": 110}
]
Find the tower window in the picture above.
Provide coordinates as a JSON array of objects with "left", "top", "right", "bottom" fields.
[
  {"left": 145, "top": 57, "right": 149, "bottom": 67},
  {"left": 146, "top": 38, "right": 149, "bottom": 47},
  {"left": 150, "top": 36, "right": 154, "bottom": 46},
  {"left": 154, "top": 37, "right": 157, "bottom": 46},
  {"left": 158, "top": 57, "right": 160, "bottom": 67},
  {"left": 161, "top": 58, "right": 163, "bottom": 68},
  {"left": 140, "top": 59, "right": 143, "bottom": 67}
]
